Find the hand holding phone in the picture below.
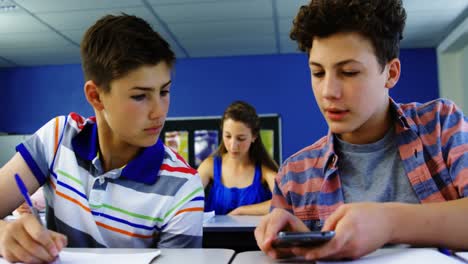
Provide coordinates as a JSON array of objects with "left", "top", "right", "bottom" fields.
[{"left": 272, "top": 231, "right": 335, "bottom": 248}]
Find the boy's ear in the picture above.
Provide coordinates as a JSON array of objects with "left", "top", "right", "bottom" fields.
[
  {"left": 385, "top": 58, "right": 401, "bottom": 89},
  {"left": 84, "top": 80, "right": 105, "bottom": 111}
]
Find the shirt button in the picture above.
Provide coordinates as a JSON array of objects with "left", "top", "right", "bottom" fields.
[{"left": 90, "top": 190, "right": 104, "bottom": 204}]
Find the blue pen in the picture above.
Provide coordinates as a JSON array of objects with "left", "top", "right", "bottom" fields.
[
  {"left": 14, "top": 174, "right": 43, "bottom": 225},
  {"left": 15, "top": 174, "right": 62, "bottom": 262},
  {"left": 439, "top": 248, "right": 452, "bottom": 256},
  {"left": 439, "top": 248, "right": 468, "bottom": 263}
]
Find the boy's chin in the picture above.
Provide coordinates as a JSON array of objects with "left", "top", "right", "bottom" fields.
[
  {"left": 327, "top": 124, "right": 353, "bottom": 135},
  {"left": 136, "top": 137, "right": 160, "bottom": 148},
  {"left": 146, "top": 139, "right": 160, "bottom": 147}
]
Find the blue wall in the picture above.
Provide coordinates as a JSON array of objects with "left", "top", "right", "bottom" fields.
[{"left": 0, "top": 49, "right": 439, "bottom": 161}]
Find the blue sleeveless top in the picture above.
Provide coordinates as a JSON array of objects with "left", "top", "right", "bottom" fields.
[{"left": 204, "top": 156, "right": 272, "bottom": 215}]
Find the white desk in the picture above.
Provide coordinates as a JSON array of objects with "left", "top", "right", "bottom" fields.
[
  {"left": 64, "top": 248, "right": 235, "bottom": 264},
  {"left": 231, "top": 248, "right": 465, "bottom": 264},
  {"left": 203, "top": 215, "right": 262, "bottom": 232}
]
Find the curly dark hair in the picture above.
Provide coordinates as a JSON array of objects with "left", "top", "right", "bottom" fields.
[
  {"left": 215, "top": 101, "right": 279, "bottom": 172},
  {"left": 81, "top": 13, "right": 175, "bottom": 93},
  {"left": 290, "top": 0, "right": 406, "bottom": 71}
]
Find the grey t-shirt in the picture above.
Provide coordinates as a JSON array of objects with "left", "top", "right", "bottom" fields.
[{"left": 335, "top": 128, "right": 420, "bottom": 204}]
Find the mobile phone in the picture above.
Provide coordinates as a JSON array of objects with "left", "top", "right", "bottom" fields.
[{"left": 272, "top": 231, "right": 335, "bottom": 248}]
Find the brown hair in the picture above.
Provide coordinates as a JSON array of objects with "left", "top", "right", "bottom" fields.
[
  {"left": 80, "top": 13, "right": 175, "bottom": 92},
  {"left": 215, "top": 101, "right": 279, "bottom": 172},
  {"left": 290, "top": 0, "right": 406, "bottom": 71}
]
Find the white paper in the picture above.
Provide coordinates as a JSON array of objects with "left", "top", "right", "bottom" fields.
[
  {"left": 317, "top": 248, "right": 463, "bottom": 264},
  {"left": 0, "top": 250, "right": 160, "bottom": 264},
  {"left": 455, "top": 252, "right": 468, "bottom": 261}
]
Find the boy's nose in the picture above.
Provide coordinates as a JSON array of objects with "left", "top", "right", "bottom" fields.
[
  {"left": 322, "top": 76, "right": 342, "bottom": 99},
  {"left": 149, "top": 100, "right": 165, "bottom": 120}
]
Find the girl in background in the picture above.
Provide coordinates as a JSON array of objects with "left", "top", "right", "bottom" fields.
[{"left": 198, "top": 101, "right": 278, "bottom": 215}]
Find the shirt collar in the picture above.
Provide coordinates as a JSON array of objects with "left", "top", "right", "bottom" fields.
[
  {"left": 389, "top": 97, "right": 412, "bottom": 129},
  {"left": 72, "top": 121, "right": 99, "bottom": 161},
  {"left": 121, "top": 139, "right": 164, "bottom": 185},
  {"left": 72, "top": 122, "right": 165, "bottom": 185}
]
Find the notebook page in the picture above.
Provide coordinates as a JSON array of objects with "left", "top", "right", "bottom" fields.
[
  {"left": 0, "top": 250, "right": 161, "bottom": 264},
  {"left": 454, "top": 252, "right": 468, "bottom": 262}
]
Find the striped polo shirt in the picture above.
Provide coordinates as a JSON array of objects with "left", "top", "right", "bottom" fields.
[
  {"left": 272, "top": 98, "right": 468, "bottom": 230},
  {"left": 16, "top": 113, "right": 204, "bottom": 248}
]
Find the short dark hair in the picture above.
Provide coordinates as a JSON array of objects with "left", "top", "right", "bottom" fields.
[
  {"left": 215, "top": 101, "right": 279, "bottom": 172},
  {"left": 290, "top": 0, "right": 406, "bottom": 70},
  {"left": 80, "top": 13, "right": 175, "bottom": 92}
]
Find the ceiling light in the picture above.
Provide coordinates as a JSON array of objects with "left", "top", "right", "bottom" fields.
[{"left": 0, "top": 4, "right": 16, "bottom": 12}]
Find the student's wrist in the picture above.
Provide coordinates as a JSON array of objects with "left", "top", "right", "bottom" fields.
[{"left": 384, "top": 202, "right": 415, "bottom": 244}]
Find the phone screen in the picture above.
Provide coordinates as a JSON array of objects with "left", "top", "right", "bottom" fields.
[{"left": 272, "top": 231, "right": 335, "bottom": 248}]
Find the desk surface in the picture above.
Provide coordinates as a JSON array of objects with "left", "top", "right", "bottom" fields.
[
  {"left": 231, "top": 248, "right": 464, "bottom": 264},
  {"left": 65, "top": 248, "right": 235, "bottom": 264},
  {"left": 203, "top": 215, "right": 262, "bottom": 232}
]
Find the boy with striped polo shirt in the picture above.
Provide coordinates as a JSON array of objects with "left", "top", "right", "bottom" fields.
[
  {"left": 255, "top": 0, "right": 468, "bottom": 261},
  {"left": 0, "top": 14, "right": 204, "bottom": 263}
]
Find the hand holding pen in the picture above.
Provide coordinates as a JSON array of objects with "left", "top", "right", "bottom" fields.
[
  {"left": 14, "top": 174, "right": 43, "bottom": 224},
  {"left": 0, "top": 174, "right": 67, "bottom": 263}
]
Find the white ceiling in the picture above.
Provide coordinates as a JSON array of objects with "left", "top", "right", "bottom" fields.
[{"left": 0, "top": 0, "right": 467, "bottom": 67}]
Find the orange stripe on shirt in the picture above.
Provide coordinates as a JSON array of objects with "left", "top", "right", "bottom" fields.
[
  {"left": 283, "top": 157, "right": 327, "bottom": 174},
  {"left": 56, "top": 191, "right": 91, "bottom": 212},
  {"left": 283, "top": 177, "right": 324, "bottom": 196},
  {"left": 49, "top": 178, "right": 91, "bottom": 213},
  {"left": 54, "top": 117, "right": 59, "bottom": 154},
  {"left": 96, "top": 221, "right": 153, "bottom": 239},
  {"left": 398, "top": 137, "right": 423, "bottom": 160},
  {"left": 49, "top": 177, "right": 56, "bottom": 189},
  {"left": 441, "top": 118, "right": 468, "bottom": 146},
  {"left": 50, "top": 178, "right": 152, "bottom": 239},
  {"left": 175, "top": 207, "right": 203, "bottom": 216}
]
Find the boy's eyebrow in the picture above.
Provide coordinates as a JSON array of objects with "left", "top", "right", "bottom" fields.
[
  {"left": 161, "top": 80, "right": 172, "bottom": 88},
  {"left": 309, "top": 59, "right": 362, "bottom": 67},
  {"left": 130, "top": 80, "right": 172, "bottom": 91}
]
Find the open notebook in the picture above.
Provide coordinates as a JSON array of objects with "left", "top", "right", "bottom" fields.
[{"left": 0, "top": 250, "right": 161, "bottom": 264}]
